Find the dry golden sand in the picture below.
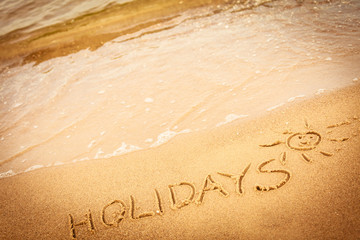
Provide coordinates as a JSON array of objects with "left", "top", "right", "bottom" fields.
[{"left": 0, "top": 84, "right": 359, "bottom": 240}]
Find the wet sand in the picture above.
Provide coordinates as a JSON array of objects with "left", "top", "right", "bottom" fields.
[
  {"left": 0, "top": 84, "right": 359, "bottom": 239},
  {"left": 0, "top": 0, "right": 264, "bottom": 66}
]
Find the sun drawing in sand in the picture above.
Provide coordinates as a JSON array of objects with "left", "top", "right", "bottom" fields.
[{"left": 259, "top": 118, "right": 357, "bottom": 165}]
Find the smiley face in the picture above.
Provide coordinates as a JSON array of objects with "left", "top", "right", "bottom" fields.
[{"left": 286, "top": 131, "right": 321, "bottom": 150}]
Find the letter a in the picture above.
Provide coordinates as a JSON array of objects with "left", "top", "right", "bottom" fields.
[{"left": 195, "top": 175, "right": 229, "bottom": 205}]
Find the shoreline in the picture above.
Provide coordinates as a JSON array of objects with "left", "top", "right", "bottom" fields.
[
  {"left": 0, "top": 81, "right": 353, "bottom": 180},
  {"left": 1, "top": 84, "right": 359, "bottom": 239}
]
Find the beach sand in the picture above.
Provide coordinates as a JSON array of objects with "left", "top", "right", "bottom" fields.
[{"left": 0, "top": 83, "right": 359, "bottom": 239}]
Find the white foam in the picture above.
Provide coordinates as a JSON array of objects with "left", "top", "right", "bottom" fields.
[
  {"left": 266, "top": 103, "right": 284, "bottom": 111},
  {"left": 199, "top": 108, "right": 206, "bottom": 114},
  {"left": 112, "top": 142, "right": 141, "bottom": 156},
  {"left": 353, "top": 77, "right": 359, "bottom": 82},
  {"left": 144, "top": 97, "right": 154, "bottom": 103},
  {"left": 216, "top": 114, "right": 248, "bottom": 127},
  {"left": 160, "top": 122, "right": 168, "bottom": 127},
  {"left": 287, "top": 94, "right": 306, "bottom": 102},
  {"left": 54, "top": 161, "right": 64, "bottom": 166},
  {"left": 0, "top": 170, "right": 15, "bottom": 179},
  {"left": 13, "top": 102, "right": 23, "bottom": 108},
  {"left": 151, "top": 129, "right": 191, "bottom": 147},
  {"left": 104, "top": 153, "right": 113, "bottom": 158},
  {"left": 24, "top": 165, "right": 44, "bottom": 173},
  {"left": 316, "top": 89, "right": 326, "bottom": 95},
  {"left": 94, "top": 148, "right": 105, "bottom": 159},
  {"left": 151, "top": 130, "right": 177, "bottom": 147},
  {"left": 72, "top": 157, "right": 90, "bottom": 163},
  {"left": 87, "top": 140, "right": 96, "bottom": 148}
]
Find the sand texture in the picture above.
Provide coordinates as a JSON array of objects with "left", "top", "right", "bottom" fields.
[{"left": 0, "top": 84, "right": 359, "bottom": 239}]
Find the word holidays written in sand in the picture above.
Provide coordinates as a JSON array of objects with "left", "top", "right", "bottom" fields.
[
  {"left": 68, "top": 160, "right": 290, "bottom": 239},
  {"left": 68, "top": 117, "right": 359, "bottom": 239}
]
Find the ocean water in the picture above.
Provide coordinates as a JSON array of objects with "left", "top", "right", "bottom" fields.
[{"left": 0, "top": 0, "right": 359, "bottom": 178}]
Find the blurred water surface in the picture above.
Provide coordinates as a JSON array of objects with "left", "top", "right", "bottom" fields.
[{"left": 0, "top": 0, "right": 359, "bottom": 177}]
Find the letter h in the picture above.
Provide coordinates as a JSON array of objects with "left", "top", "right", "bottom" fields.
[{"left": 68, "top": 209, "right": 95, "bottom": 239}]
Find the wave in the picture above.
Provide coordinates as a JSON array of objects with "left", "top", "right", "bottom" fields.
[
  {"left": 0, "top": 0, "right": 359, "bottom": 178},
  {"left": 0, "top": 0, "right": 280, "bottom": 67}
]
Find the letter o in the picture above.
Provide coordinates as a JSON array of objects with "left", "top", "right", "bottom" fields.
[{"left": 101, "top": 200, "right": 127, "bottom": 227}]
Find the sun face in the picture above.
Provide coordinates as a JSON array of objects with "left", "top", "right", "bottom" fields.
[
  {"left": 259, "top": 118, "right": 357, "bottom": 165},
  {"left": 286, "top": 131, "right": 321, "bottom": 151}
]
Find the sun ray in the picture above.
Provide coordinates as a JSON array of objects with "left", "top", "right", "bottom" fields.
[
  {"left": 279, "top": 152, "right": 287, "bottom": 165},
  {"left": 259, "top": 140, "right": 283, "bottom": 147},
  {"left": 282, "top": 129, "right": 293, "bottom": 134},
  {"left": 301, "top": 153, "right": 312, "bottom": 163},
  {"left": 329, "top": 137, "right": 350, "bottom": 142},
  {"left": 304, "top": 118, "right": 310, "bottom": 129},
  {"left": 320, "top": 151, "right": 333, "bottom": 157},
  {"left": 327, "top": 120, "right": 351, "bottom": 129}
]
